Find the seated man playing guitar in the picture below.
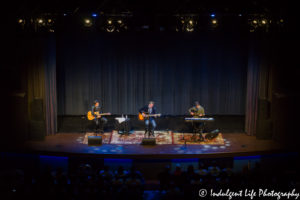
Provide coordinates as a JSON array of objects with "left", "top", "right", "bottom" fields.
[
  {"left": 139, "top": 101, "right": 161, "bottom": 137},
  {"left": 189, "top": 101, "right": 205, "bottom": 141},
  {"left": 90, "top": 100, "right": 110, "bottom": 133}
]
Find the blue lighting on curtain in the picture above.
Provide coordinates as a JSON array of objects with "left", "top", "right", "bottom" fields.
[
  {"left": 210, "top": 13, "right": 216, "bottom": 18},
  {"left": 92, "top": 13, "right": 98, "bottom": 17}
]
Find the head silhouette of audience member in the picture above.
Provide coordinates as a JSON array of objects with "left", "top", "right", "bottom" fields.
[
  {"left": 198, "top": 162, "right": 208, "bottom": 177},
  {"left": 174, "top": 164, "right": 182, "bottom": 176},
  {"left": 208, "top": 161, "right": 221, "bottom": 177}
]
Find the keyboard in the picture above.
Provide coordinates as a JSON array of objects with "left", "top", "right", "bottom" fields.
[{"left": 184, "top": 117, "right": 215, "bottom": 122}]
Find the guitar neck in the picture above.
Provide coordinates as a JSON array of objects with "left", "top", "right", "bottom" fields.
[
  {"left": 146, "top": 114, "right": 161, "bottom": 117},
  {"left": 96, "top": 113, "right": 110, "bottom": 116}
]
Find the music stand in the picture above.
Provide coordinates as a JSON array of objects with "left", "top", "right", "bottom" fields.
[{"left": 115, "top": 116, "right": 130, "bottom": 135}]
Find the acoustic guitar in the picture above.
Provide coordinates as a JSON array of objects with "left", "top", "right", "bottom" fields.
[
  {"left": 87, "top": 111, "right": 111, "bottom": 120},
  {"left": 138, "top": 113, "right": 161, "bottom": 121}
]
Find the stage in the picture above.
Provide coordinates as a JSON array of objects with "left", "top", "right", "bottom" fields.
[{"left": 18, "top": 132, "right": 284, "bottom": 158}]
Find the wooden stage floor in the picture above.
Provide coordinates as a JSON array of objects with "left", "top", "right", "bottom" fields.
[{"left": 19, "top": 132, "right": 285, "bottom": 158}]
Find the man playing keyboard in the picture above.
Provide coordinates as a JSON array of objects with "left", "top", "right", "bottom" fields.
[{"left": 188, "top": 101, "right": 205, "bottom": 141}]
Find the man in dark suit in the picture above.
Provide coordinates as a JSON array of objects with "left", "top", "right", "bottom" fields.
[{"left": 139, "top": 101, "right": 157, "bottom": 137}]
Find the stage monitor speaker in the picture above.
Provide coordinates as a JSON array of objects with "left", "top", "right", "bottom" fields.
[
  {"left": 205, "top": 129, "right": 219, "bottom": 140},
  {"left": 88, "top": 136, "right": 102, "bottom": 146},
  {"left": 141, "top": 138, "right": 156, "bottom": 145}
]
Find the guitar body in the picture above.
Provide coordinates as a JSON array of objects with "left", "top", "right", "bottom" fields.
[
  {"left": 87, "top": 111, "right": 111, "bottom": 120},
  {"left": 138, "top": 113, "right": 161, "bottom": 121},
  {"left": 138, "top": 113, "right": 144, "bottom": 121},
  {"left": 87, "top": 111, "right": 96, "bottom": 120}
]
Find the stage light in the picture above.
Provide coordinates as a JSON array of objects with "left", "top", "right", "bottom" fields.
[
  {"left": 107, "top": 19, "right": 112, "bottom": 24},
  {"left": 83, "top": 18, "right": 93, "bottom": 27},
  {"left": 212, "top": 19, "right": 217, "bottom": 24},
  {"left": 186, "top": 26, "right": 194, "bottom": 32},
  {"left": 18, "top": 19, "right": 24, "bottom": 23},
  {"left": 261, "top": 19, "right": 267, "bottom": 24},
  {"left": 106, "top": 27, "right": 115, "bottom": 32},
  {"left": 85, "top": 19, "right": 91, "bottom": 24},
  {"left": 280, "top": 19, "right": 284, "bottom": 23},
  {"left": 63, "top": 13, "right": 67, "bottom": 16},
  {"left": 186, "top": 27, "right": 194, "bottom": 32},
  {"left": 48, "top": 19, "right": 52, "bottom": 23},
  {"left": 117, "top": 19, "right": 122, "bottom": 24},
  {"left": 253, "top": 20, "right": 257, "bottom": 24},
  {"left": 210, "top": 13, "right": 215, "bottom": 18},
  {"left": 92, "top": 13, "right": 97, "bottom": 17},
  {"left": 189, "top": 20, "right": 193, "bottom": 25},
  {"left": 38, "top": 19, "right": 43, "bottom": 24},
  {"left": 238, "top": 14, "right": 242, "bottom": 17}
]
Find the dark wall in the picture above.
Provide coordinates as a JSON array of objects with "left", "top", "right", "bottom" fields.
[{"left": 57, "top": 32, "right": 247, "bottom": 116}]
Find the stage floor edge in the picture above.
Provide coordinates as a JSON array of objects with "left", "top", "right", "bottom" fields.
[{"left": 13, "top": 132, "right": 285, "bottom": 159}]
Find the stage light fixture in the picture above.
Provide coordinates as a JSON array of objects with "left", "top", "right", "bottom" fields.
[
  {"left": 280, "top": 19, "right": 284, "bottom": 23},
  {"left": 38, "top": 19, "right": 43, "bottom": 24},
  {"left": 83, "top": 18, "right": 93, "bottom": 27},
  {"left": 48, "top": 19, "right": 52, "bottom": 23},
  {"left": 212, "top": 19, "right": 217, "bottom": 24},
  {"left": 92, "top": 13, "right": 97, "bottom": 17},
  {"left": 117, "top": 19, "right": 122, "bottom": 24},
  {"left": 106, "top": 19, "right": 115, "bottom": 32},
  {"left": 176, "top": 16, "right": 197, "bottom": 32},
  {"left": 186, "top": 27, "right": 194, "bottom": 32},
  {"left": 17, "top": 18, "right": 25, "bottom": 29},
  {"left": 210, "top": 13, "right": 215, "bottom": 18},
  {"left": 261, "top": 19, "right": 267, "bottom": 24},
  {"left": 238, "top": 14, "right": 242, "bottom": 17},
  {"left": 253, "top": 20, "right": 257, "bottom": 24},
  {"left": 106, "top": 26, "right": 115, "bottom": 32}
]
